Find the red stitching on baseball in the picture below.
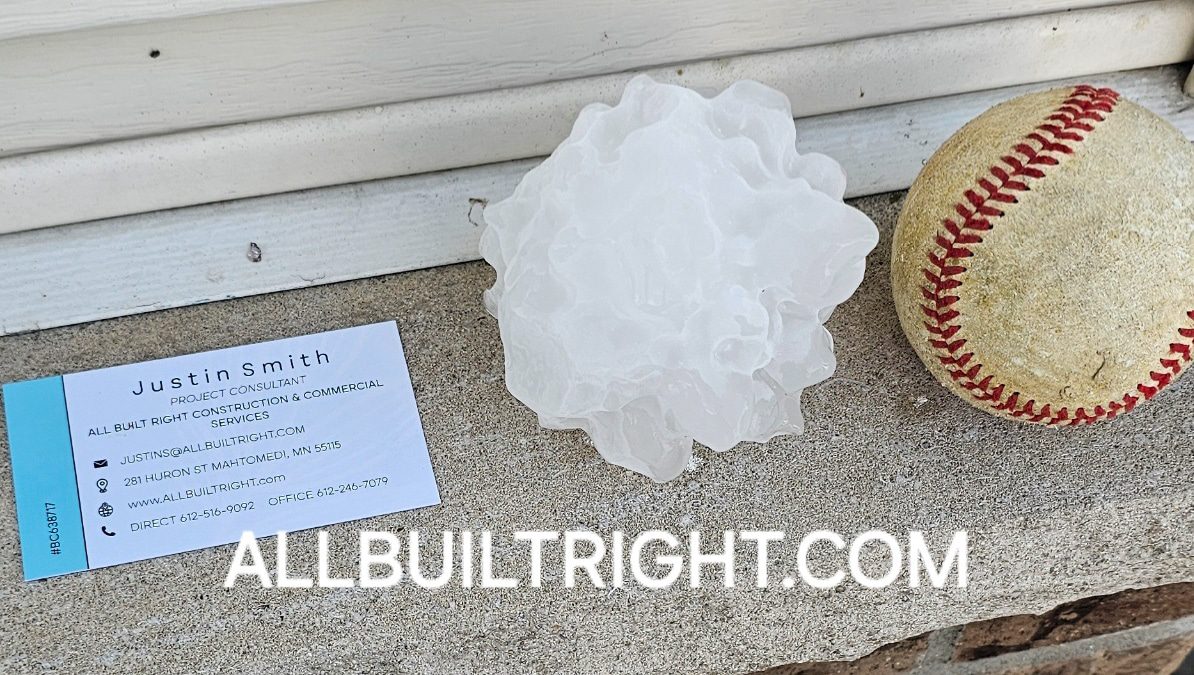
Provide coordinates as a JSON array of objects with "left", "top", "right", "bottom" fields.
[{"left": 918, "top": 85, "right": 1194, "bottom": 425}]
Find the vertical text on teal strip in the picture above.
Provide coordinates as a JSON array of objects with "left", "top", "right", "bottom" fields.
[{"left": 4, "top": 376, "right": 88, "bottom": 580}]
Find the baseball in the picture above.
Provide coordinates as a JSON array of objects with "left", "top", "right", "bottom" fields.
[{"left": 892, "top": 85, "right": 1194, "bottom": 425}]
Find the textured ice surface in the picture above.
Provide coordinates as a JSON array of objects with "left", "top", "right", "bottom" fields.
[{"left": 480, "top": 75, "right": 878, "bottom": 482}]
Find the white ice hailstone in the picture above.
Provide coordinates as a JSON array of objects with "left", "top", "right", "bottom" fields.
[{"left": 480, "top": 75, "right": 878, "bottom": 482}]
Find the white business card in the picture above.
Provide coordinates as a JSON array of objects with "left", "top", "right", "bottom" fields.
[{"left": 4, "top": 321, "right": 439, "bottom": 580}]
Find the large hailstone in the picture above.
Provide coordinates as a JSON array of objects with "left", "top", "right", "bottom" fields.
[{"left": 480, "top": 75, "right": 878, "bottom": 482}]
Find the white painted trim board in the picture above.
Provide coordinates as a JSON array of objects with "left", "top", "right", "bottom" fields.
[
  {"left": 3, "top": 1, "right": 1193, "bottom": 235},
  {"left": 2, "top": 65, "right": 1191, "bottom": 337},
  {"left": 0, "top": 0, "right": 1161, "bottom": 156},
  {"left": 0, "top": 0, "right": 323, "bottom": 41}
]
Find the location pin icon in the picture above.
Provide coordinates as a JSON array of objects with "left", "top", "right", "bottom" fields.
[{"left": 97, "top": 478, "right": 109, "bottom": 493}]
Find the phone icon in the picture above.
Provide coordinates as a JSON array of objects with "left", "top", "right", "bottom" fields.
[{"left": 101, "top": 526, "right": 117, "bottom": 537}]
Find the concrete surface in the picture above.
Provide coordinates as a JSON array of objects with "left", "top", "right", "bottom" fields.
[{"left": 0, "top": 192, "right": 1191, "bottom": 674}]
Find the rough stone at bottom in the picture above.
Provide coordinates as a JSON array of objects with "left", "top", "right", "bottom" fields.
[
  {"left": 999, "top": 633, "right": 1194, "bottom": 675},
  {"left": 954, "top": 582, "right": 1194, "bottom": 661}
]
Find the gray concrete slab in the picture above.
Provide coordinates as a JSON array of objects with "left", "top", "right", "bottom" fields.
[{"left": 0, "top": 193, "right": 1191, "bottom": 674}]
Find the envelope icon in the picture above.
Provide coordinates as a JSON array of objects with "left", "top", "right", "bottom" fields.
[{"left": 93, "top": 459, "right": 108, "bottom": 468}]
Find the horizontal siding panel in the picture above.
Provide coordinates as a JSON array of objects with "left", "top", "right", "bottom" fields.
[
  {"left": 0, "top": 0, "right": 1134, "bottom": 155},
  {"left": 2, "top": 3, "right": 1192, "bottom": 234},
  {"left": 0, "top": 0, "right": 322, "bottom": 41},
  {"left": 1, "top": 65, "right": 1190, "bottom": 335}
]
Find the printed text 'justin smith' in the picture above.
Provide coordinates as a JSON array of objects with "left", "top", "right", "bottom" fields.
[{"left": 130, "top": 349, "right": 332, "bottom": 396}]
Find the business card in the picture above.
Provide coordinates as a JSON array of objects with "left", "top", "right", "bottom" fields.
[{"left": 3, "top": 321, "right": 439, "bottom": 580}]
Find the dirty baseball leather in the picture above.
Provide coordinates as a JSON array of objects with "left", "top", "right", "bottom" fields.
[{"left": 892, "top": 86, "right": 1194, "bottom": 424}]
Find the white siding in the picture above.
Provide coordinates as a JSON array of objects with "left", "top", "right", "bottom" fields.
[
  {"left": 3, "top": 66, "right": 1189, "bottom": 336},
  {"left": 3, "top": 2, "right": 1191, "bottom": 235}
]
